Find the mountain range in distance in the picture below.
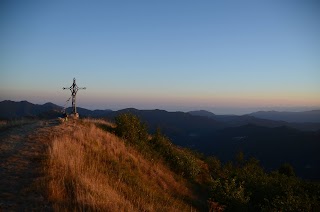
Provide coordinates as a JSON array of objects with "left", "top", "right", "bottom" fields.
[
  {"left": 1, "top": 100, "right": 320, "bottom": 123},
  {"left": 1, "top": 100, "right": 320, "bottom": 132},
  {"left": 0, "top": 100, "right": 112, "bottom": 119},
  {"left": 2, "top": 100, "right": 319, "bottom": 131},
  {"left": 1, "top": 100, "right": 320, "bottom": 179},
  {"left": 189, "top": 109, "right": 320, "bottom": 123}
]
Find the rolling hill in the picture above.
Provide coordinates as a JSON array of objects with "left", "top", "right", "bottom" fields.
[
  {"left": 1, "top": 116, "right": 319, "bottom": 210},
  {"left": 1, "top": 100, "right": 320, "bottom": 179},
  {"left": 0, "top": 119, "right": 209, "bottom": 210}
]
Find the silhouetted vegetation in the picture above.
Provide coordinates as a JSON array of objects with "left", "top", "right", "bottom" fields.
[
  {"left": 278, "top": 163, "right": 295, "bottom": 177},
  {"left": 206, "top": 154, "right": 320, "bottom": 211},
  {"left": 114, "top": 113, "right": 320, "bottom": 211},
  {"left": 114, "top": 113, "right": 200, "bottom": 179},
  {"left": 115, "top": 113, "right": 148, "bottom": 145},
  {"left": 150, "top": 128, "right": 201, "bottom": 179}
]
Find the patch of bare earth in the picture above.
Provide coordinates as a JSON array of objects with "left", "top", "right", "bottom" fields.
[{"left": 0, "top": 120, "right": 57, "bottom": 211}]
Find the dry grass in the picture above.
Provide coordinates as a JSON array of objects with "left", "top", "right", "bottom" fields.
[
  {"left": 44, "top": 119, "right": 199, "bottom": 211},
  {"left": 0, "top": 119, "right": 36, "bottom": 131}
]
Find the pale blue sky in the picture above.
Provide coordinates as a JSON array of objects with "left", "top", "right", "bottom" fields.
[{"left": 1, "top": 0, "right": 319, "bottom": 114}]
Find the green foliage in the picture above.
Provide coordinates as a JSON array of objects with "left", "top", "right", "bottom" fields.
[
  {"left": 114, "top": 115, "right": 201, "bottom": 179},
  {"left": 206, "top": 153, "right": 320, "bottom": 211},
  {"left": 151, "top": 128, "right": 200, "bottom": 179},
  {"left": 114, "top": 113, "right": 148, "bottom": 146},
  {"left": 112, "top": 114, "right": 320, "bottom": 210},
  {"left": 206, "top": 156, "right": 222, "bottom": 178},
  {"left": 210, "top": 178, "right": 250, "bottom": 211}
]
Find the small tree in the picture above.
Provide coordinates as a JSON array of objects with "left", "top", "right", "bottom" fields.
[{"left": 114, "top": 113, "right": 148, "bottom": 145}]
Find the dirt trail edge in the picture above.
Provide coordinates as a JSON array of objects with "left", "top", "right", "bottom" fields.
[{"left": 0, "top": 120, "right": 58, "bottom": 211}]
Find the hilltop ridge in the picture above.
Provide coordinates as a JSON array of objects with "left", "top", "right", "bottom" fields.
[
  {"left": 46, "top": 118, "right": 210, "bottom": 211},
  {"left": 1, "top": 100, "right": 320, "bottom": 181},
  {"left": 1, "top": 116, "right": 319, "bottom": 211},
  {"left": 0, "top": 118, "right": 208, "bottom": 210}
]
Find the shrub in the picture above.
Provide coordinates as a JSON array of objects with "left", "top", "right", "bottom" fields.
[
  {"left": 206, "top": 156, "right": 222, "bottom": 178},
  {"left": 278, "top": 163, "right": 295, "bottom": 177},
  {"left": 114, "top": 113, "right": 148, "bottom": 145},
  {"left": 210, "top": 177, "right": 250, "bottom": 211},
  {"left": 207, "top": 153, "right": 320, "bottom": 211},
  {"left": 151, "top": 128, "right": 200, "bottom": 179}
]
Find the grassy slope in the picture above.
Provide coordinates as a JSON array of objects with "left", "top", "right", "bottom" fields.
[
  {"left": 44, "top": 119, "right": 206, "bottom": 211},
  {"left": 2, "top": 118, "right": 318, "bottom": 211}
]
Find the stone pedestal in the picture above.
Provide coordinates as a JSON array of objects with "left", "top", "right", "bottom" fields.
[{"left": 70, "top": 113, "right": 79, "bottom": 119}]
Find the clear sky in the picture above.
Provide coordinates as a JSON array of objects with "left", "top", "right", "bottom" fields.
[{"left": 1, "top": 0, "right": 319, "bottom": 114}]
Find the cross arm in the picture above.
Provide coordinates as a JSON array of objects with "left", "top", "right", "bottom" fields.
[{"left": 63, "top": 86, "right": 73, "bottom": 90}]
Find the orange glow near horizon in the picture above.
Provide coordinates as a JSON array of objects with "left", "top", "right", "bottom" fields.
[
  {"left": 81, "top": 91, "right": 320, "bottom": 109},
  {"left": 1, "top": 88, "right": 319, "bottom": 110}
]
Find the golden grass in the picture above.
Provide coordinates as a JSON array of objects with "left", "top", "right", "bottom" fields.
[{"left": 44, "top": 119, "right": 199, "bottom": 211}]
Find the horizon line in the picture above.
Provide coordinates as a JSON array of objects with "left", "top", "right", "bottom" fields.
[{"left": 1, "top": 99, "right": 320, "bottom": 116}]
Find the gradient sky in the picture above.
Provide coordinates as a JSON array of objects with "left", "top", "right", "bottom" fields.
[{"left": 1, "top": 0, "right": 319, "bottom": 114}]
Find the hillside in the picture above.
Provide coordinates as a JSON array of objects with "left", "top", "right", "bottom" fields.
[
  {"left": 1, "top": 117, "right": 319, "bottom": 211},
  {"left": 2, "top": 100, "right": 320, "bottom": 180},
  {"left": 190, "top": 124, "right": 320, "bottom": 179},
  {"left": 46, "top": 119, "right": 210, "bottom": 211},
  {"left": 0, "top": 118, "right": 208, "bottom": 211}
]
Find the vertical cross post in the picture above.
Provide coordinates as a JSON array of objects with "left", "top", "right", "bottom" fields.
[{"left": 63, "top": 78, "right": 86, "bottom": 117}]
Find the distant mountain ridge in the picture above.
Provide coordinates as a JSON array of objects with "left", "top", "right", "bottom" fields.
[
  {"left": 0, "top": 100, "right": 113, "bottom": 119},
  {"left": 189, "top": 110, "right": 215, "bottom": 117},
  {"left": 0, "top": 100, "right": 62, "bottom": 119},
  {"left": 1, "top": 100, "right": 320, "bottom": 130},
  {"left": 249, "top": 110, "right": 320, "bottom": 123},
  {"left": 189, "top": 109, "right": 320, "bottom": 123},
  {"left": 188, "top": 110, "right": 320, "bottom": 131},
  {"left": 65, "top": 107, "right": 112, "bottom": 117}
]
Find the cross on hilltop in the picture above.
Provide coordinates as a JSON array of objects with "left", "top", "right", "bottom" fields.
[{"left": 63, "top": 78, "right": 86, "bottom": 118}]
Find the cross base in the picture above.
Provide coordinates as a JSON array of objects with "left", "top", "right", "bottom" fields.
[{"left": 69, "top": 113, "right": 80, "bottom": 119}]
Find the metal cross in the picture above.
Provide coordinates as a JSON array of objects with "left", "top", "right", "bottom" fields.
[{"left": 63, "top": 78, "right": 86, "bottom": 115}]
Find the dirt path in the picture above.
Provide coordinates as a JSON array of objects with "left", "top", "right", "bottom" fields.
[{"left": 0, "top": 120, "right": 57, "bottom": 211}]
